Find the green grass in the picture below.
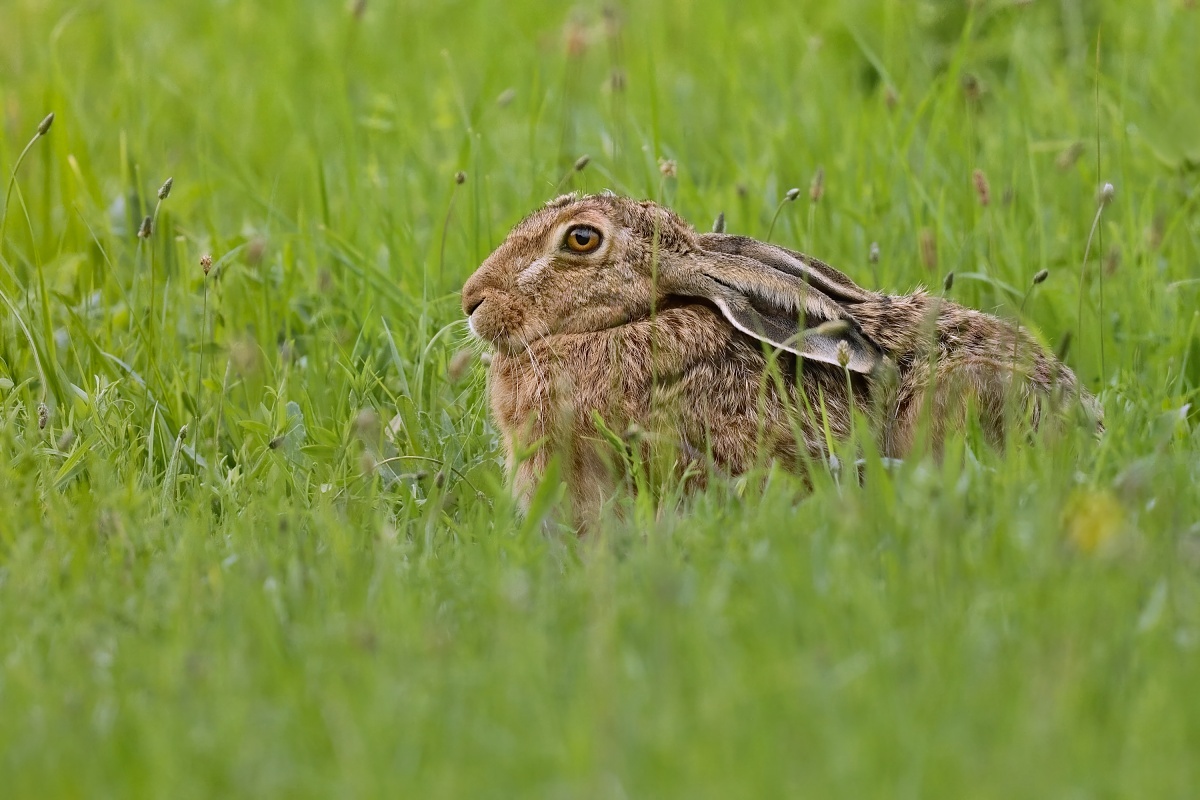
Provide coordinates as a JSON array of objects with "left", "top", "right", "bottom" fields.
[{"left": 2, "top": 0, "right": 1199, "bottom": 796}]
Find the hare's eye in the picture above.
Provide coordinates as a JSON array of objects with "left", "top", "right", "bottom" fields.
[{"left": 564, "top": 225, "right": 602, "bottom": 253}]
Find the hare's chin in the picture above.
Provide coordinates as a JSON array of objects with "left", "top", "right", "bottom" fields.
[{"left": 467, "top": 318, "right": 522, "bottom": 353}]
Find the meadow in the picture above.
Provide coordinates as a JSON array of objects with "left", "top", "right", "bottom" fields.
[{"left": 1, "top": 0, "right": 1199, "bottom": 796}]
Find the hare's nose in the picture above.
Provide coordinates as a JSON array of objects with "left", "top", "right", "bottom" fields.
[{"left": 462, "top": 285, "right": 486, "bottom": 316}]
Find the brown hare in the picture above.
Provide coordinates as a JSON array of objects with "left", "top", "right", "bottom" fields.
[{"left": 461, "top": 193, "right": 1101, "bottom": 522}]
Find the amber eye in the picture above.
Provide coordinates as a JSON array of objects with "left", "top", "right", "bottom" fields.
[{"left": 564, "top": 225, "right": 602, "bottom": 253}]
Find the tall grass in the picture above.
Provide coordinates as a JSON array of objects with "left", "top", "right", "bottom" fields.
[{"left": 1, "top": 0, "right": 1198, "bottom": 796}]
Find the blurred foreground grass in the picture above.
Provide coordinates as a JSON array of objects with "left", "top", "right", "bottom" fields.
[{"left": 1, "top": 0, "right": 1199, "bottom": 796}]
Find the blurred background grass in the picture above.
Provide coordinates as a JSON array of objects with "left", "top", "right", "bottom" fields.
[{"left": 1, "top": 0, "right": 1198, "bottom": 797}]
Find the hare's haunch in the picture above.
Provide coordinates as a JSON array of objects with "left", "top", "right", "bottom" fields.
[{"left": 462, "top": 193, "right": 1101, "bottom": 520}]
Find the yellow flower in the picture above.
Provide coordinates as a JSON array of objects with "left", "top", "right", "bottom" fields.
[{"left": 1063, "top": 489, "right": 1125, "bottom": 554}]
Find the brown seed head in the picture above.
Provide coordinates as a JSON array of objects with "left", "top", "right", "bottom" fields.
[
  {"left": 564, "top": 19, "right": 588, "bottom": 58},
  {"left": 447, "top": 349, "right": 474, "bottom": 383},
  {"left": 919, "top": 228, "right": 937, "bottom": 271},
  {"left": 38, "top": 403, "right": 49, "bottom": 430},
  {"left": 1056, "top": 142, "right": 1085, "bottom": 171},
  {"left": 972, "top": 168, "right": 991, "bottom": 207},
  {"left": 137, "top": 216, "right": 153, "bottom": 239},
  {"left": 961, "top": 74, "right": 982, "bottom": 102},
  {"left": 157, "top": 177, "right": 174, "bottom": 200},
  {"left": 658, "top": 159, "right": 677, "bottom": 179},
  {"left": 1104, "top": 245, "right": 1121, "bottom": 276},
  {"left": 809, "top": 167, "right": 825, "bottom": 203},
  {"left": 200, "top": 254, "right": 213, "bottom": 275}
]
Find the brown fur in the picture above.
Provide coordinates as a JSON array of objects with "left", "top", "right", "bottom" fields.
[{"left": 462, "top": 193, "right": 1101, "bottom": 522}]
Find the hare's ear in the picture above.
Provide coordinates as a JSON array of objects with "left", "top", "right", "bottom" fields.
[
  {"left": 662, "top": 252, "right": 883, "bottom": 374},
  {"left": 697, "top": 233, "right": 879, "bottom": 304}
]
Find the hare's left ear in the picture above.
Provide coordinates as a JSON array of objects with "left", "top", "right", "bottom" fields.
[
  {"left": 659, "top": 238, "right": 884, "bottom": 374},
  {"left": 697, "top": 234, "right": 879, "bottom": 304}
]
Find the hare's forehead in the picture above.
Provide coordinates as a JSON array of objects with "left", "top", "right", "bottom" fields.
[{"left": 506, "top": 206, "right": 615, "bottom": 247}]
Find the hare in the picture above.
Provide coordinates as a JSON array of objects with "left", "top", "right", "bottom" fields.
[{"left": 461, "top": 193, "right": 1101, "bottom": 521}]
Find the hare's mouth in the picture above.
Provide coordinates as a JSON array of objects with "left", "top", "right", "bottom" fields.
[{"left": 466, "top": 297, "right": 542, "bottom": 354}]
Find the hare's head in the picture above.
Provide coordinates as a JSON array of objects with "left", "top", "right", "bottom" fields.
[
  {"left": 461, "top": 193, "right": 693, "bottom": 352},
  {"left": 462, "top": 193, "right": 885, "bottom": 373}
]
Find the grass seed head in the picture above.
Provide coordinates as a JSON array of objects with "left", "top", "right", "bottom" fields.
[
  {"left": 353, "top": 408, "right": 382, "bottom": 442},
  {"left": 1056, "top": 142, "right": 1085, "bottom": 171},
  {"left": 658, "top": 159, "right": 677, "bottom": 178},
  {"left": 961, "top": 73, "right": 983, "bottom": 102},
  {"left": 38, "top": 403, "right": 49, "bottom": 430},
  {"left": 1105, "top": 245, "right": 1121, "bottom": 276},
  {"left": 447, "top": 349, "right": 474, "bottom": 383},
  {"left": 1033, "top": 268, "right": 1049, "bottom": 285},
  {"left": 564, "top": 18, "right": 588, "bottom": 58},
  {"left": 943, "top": 271, "right": 955, "bottom": 292},
  {"left": 573, "top": 154, "right": 590, "bottom": 172},
  {"left": 496, "top": 88, "right": 516, "bottom": 107},
  {"left": 1099, "top": 182, "right": 1115, "bottom": 206},
  {"left": 784, "top": 187, "right": 801, "bottom": 202},
  {"left": 712, "top": 212, "right": 725, "bottom": 233},
  {"left": 919, "top": 228, "right": 937, "bottom": 271},
  {"left": 836, "top": 340, "right": 851, "bottom": 369},
  {"left": 137, "top": 215, "right": 153, "bottom": 238},
  {"left": 809, "top": 167, "right": 825, "bottom": 203},
  {"left": 245, "top": 236, "right": 266, "bottom": 266},
  {"left": 869, "top": 242, "right": 880, "bottom": 263},
  {"left": 972, "top": 168, "right": 991, "bottom": 206},
  {"left": 200, "top": 254, "right": 213, "bottom": 275},
  {"left": 37, "top": 113, "right": 55, "bottom": 136},
  {"left": 454, "top": 171, "right": 466, "bottom": 185}
]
